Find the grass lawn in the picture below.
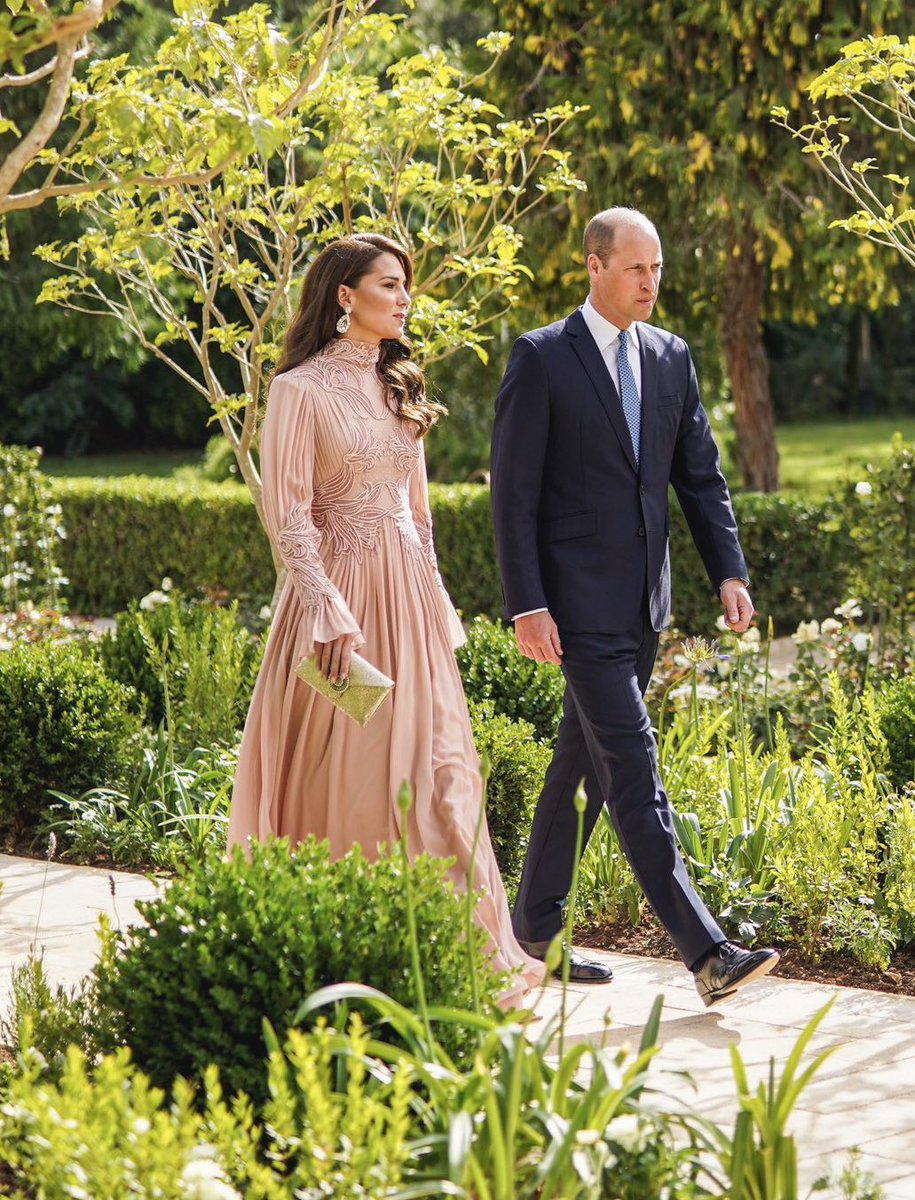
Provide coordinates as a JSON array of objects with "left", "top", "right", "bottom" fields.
[
  {"left": 42, "top": 449, "right": 201, "bottom": 478},
  {"left": 776, "top": 416, "right": 914, "bottom": 494}
]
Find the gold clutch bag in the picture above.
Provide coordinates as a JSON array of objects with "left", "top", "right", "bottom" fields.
[{"left": 295, "top": 651, "right": 394, "bottom": 727}]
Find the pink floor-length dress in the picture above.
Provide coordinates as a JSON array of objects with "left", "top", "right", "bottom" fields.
[{"left": 228, "top": 336, "right": 543, "bottom": 1004}]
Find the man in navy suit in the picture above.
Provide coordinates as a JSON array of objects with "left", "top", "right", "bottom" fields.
[{"left": 491, "top": 207, "right": 779, "bottom": 1005}]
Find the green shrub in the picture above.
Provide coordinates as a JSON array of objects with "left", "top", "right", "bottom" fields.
[
  {"left": 458, "top": 614, "right": 565, "bottom": 744},
  {"left": 844, "top": 435, "right": 915, "bottom": 650},
  {"left": 49, "top": 475, "right": 500, "bottom": 620},
  {"left": 50, "top": 475, "right": 853, "bottom": 633},
  {"left": 669, "top": 491, "right": 853, "bottom": 634},
  {"left": 0, "top": 1046, "right": 218, "bottom": 1199},
  {"left": 0, "top": 442, "right": 67, "bottom": 610},
  {"left": 90, "top": 837, "right": 509, "bottom": 1101},
  {"left": 881, "top": 674, "right": 915, "bottom": 791},
  {"left": 0, "top": 641, "right": 142, "bottom": 838},
  {"left": 469, "top": 700, "right": 552, "bottom": 903},
  {"left": 0, "top": 953, "right": 96, "bottom": 1077},
  {"left": 50, "top": 475, "right": 275, "bottom": 614},
  {"left": 98, "top": 591, "right": 263, "bottom": 753},
  {"left": 200, "top": 433, "right": 247, "bottom": 482},
  {"left": 0, "top": 971, "right": 838, "bottom": 1200},
  {"left": 426, "top": 482, "right": 501, "bottom": 618}
]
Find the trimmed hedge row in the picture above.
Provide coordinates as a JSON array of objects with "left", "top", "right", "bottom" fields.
[
  {"left": 52, "top": 477, "right": 276, "bottom": 614},
  {"left": 669, "top": 492, "right": 853, "bottom": 635},
  {"left": 51, "top": 476, "right": 852, "bottom": 633}
]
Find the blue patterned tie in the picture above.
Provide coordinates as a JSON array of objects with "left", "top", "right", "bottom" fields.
[{"left": 617, "top": 328, "right": 640, "bottom": 466}]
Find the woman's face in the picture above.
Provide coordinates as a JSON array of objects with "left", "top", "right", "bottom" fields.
[{"left": 338, "top": 252, "right": 411, "bottom": 344}]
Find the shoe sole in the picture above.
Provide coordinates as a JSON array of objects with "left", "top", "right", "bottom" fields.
[{"left": 698, "top": 952, "right": 780, "bottom": 1008}]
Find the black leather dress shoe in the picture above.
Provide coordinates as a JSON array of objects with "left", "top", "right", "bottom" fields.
[
  {"left": 519, "top": 938, "right": 613, "bottom": 984},
  {"left": 693, "top": 941, "right": 779, "bottom": 1007}
]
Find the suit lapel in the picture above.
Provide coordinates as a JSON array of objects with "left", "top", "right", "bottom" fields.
[
  {"left": 637, "top": 325, "right": 659, "bottom": 473},
  {"left": 565, "top": 307, "right": 638, "bottom": 475}
]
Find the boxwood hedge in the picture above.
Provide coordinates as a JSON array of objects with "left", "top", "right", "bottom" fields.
[{"left": 51, "top": 477, "right": 851, "bottom": 634}]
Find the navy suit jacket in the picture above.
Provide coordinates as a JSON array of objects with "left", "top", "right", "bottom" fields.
[{"left": 491, "top": 307, "right": 748, "bottom": 634}]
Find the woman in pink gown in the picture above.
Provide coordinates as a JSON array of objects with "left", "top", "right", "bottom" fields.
[{"left": 228, "top": 233, "right": 542, "bottom": 1004}]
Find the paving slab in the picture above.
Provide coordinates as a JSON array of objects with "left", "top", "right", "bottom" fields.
[
  {"left": 2, "top": 853, "right": 915, "bottom": 1193},
  {"left": 0, "top": 853, "right": 161, "bottom": 1008},
  {"left": 532, "top": 952, "right": 915, "bottom": 1192}
]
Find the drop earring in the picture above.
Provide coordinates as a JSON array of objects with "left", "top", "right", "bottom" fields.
[{"left": 336, "top": 304, "right": 352, "bottom": 335}]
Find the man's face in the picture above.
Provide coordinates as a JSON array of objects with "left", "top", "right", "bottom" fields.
[{"left": 587, "top": 226, "right": 663, "bottom": 330}]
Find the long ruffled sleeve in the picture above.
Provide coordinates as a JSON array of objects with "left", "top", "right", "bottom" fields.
[
  {"left": 261, "top": 373, "right": 364, "bottom": 647},
  {"left": 409, "top": 437, "right": 466, "bottom": 649}
]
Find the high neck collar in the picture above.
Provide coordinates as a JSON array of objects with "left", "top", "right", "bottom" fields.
[{"left": 321, "top": 336, "right": 381, "bottom": 368}]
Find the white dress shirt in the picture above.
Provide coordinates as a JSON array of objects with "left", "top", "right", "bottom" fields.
[{"left": 580, "top": 295, "right": 642, "bottom": 397}]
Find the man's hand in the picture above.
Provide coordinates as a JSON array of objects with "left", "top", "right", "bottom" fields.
[
  {"left": 314, "top": 633, "right": 357, "bottom": 683},
  {"left": 720, "top": 579, "right": 754, "bottom": 633},
  {"left": 515, "top": 611, "right": 563, "bottom": 664}
]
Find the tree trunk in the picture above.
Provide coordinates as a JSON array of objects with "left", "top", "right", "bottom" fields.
[
  {"left": 719, "top": 234, "right": 780, "bottom": 492},
  {"left": 845, "top": 308, "right": 861, "bottom": 419}
]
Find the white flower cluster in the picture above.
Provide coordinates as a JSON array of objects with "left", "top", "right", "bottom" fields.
[
  {"left": 138, "top": 577, "right": 174, "bottom": 610},
  {"left": 835, "top": 598, "right": 863, "bottom": 620},
  {"left": 792, "top": 619, "right": 820, "bottom": 645},
  {"left": 180, "top": 1146, "right": 241, "bottom": 1200},
  {"left": 606, "top": 1113, "right": 647, "bottom": 1153},
  {"left": 791, "top": 601, "right": 870, "bottom": 652}
]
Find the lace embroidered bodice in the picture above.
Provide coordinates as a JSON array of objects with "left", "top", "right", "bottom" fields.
[{"left": 268, "top": 337, "right": 442, "bottom": 619}]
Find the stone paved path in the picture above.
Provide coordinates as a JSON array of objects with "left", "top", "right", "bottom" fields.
[{"left": 2, "top": 853, "right": 914, "bottom": 1196}]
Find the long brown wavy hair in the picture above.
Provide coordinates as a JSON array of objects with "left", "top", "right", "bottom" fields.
[{"left": 275, "top": 233, "right": 445, "bottom": 437}]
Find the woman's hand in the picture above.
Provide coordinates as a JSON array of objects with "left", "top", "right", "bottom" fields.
[{"left": 314, "top": 633, "right": 357, "bottom": 683}]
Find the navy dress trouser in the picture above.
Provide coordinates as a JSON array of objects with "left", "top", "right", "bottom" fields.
[{"left": 511, "top": 610, "right": 725, "bottom": 970}]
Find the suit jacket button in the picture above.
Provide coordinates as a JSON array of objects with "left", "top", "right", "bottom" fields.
[{"left": 638, "top": 526, "right": 645, "bottom": 537}]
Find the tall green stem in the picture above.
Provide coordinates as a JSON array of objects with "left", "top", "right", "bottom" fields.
[
  {"left": 763, "top": 615, "right": 774, "bottom": 752},
  {"left": 396, "top": 782, "right": 432, "bottom": 1050},
  {"left": 463, "top": 753, "right": 491, "bottom": 1018},
  {"left": 734, "top": 647, "right": 750, "bottom": 822},
  {"left": 558, "top": 782, "right": 588, "bottom": 1061}
]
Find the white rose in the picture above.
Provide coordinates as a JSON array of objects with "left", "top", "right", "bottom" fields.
[
  {"left": 852, "top": 632, "right": 870, "bottom": 653},
  {"left": 607, "top": 1113, "right": 646, "bottom": 1153},
  {"left": 1, "top": 503, "right": 16, "bottom": 518},
  {"left": 835, "top": 598, "right": 863, "bottom": 620},
  {"left": 575, "top": 1129, "right": 605, "bottom": 1146},
  {"left": 715, "top": 614, "right": 729, "bottom": 632},
  {"left": 186, "top": 1145, "right": 219, "bottom": 1163},
  {"left": 854, "top": 481, "right": 873, "bottom": 496},
  {"left": 258, "top": 604, "right": 273, "bottom": 621},
  {"left": 138, "top": 590, "right": 168, "bottom": 610},
  {"left": 181, "top": 1155, "right": 241, "bottom": 1200},
  {"left": 820, "top": 618, "right": 842, "bottom": 635},
  {"left": 792, "top": 619, "right": 820, "bottom": 645},
  {"left": 161, "top": 576, "right": 174, "bottom": 592},
  {"left": 741, "top": 626, "right": 761, "bottom": 645}
]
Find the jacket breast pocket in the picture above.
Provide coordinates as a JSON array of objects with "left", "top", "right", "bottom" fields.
[
  {"left": 543, "top": 510, "right": 597, "bottom": 542},
  {"left": 657, "top": 392, "right": 682, "bottom": 409}
]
